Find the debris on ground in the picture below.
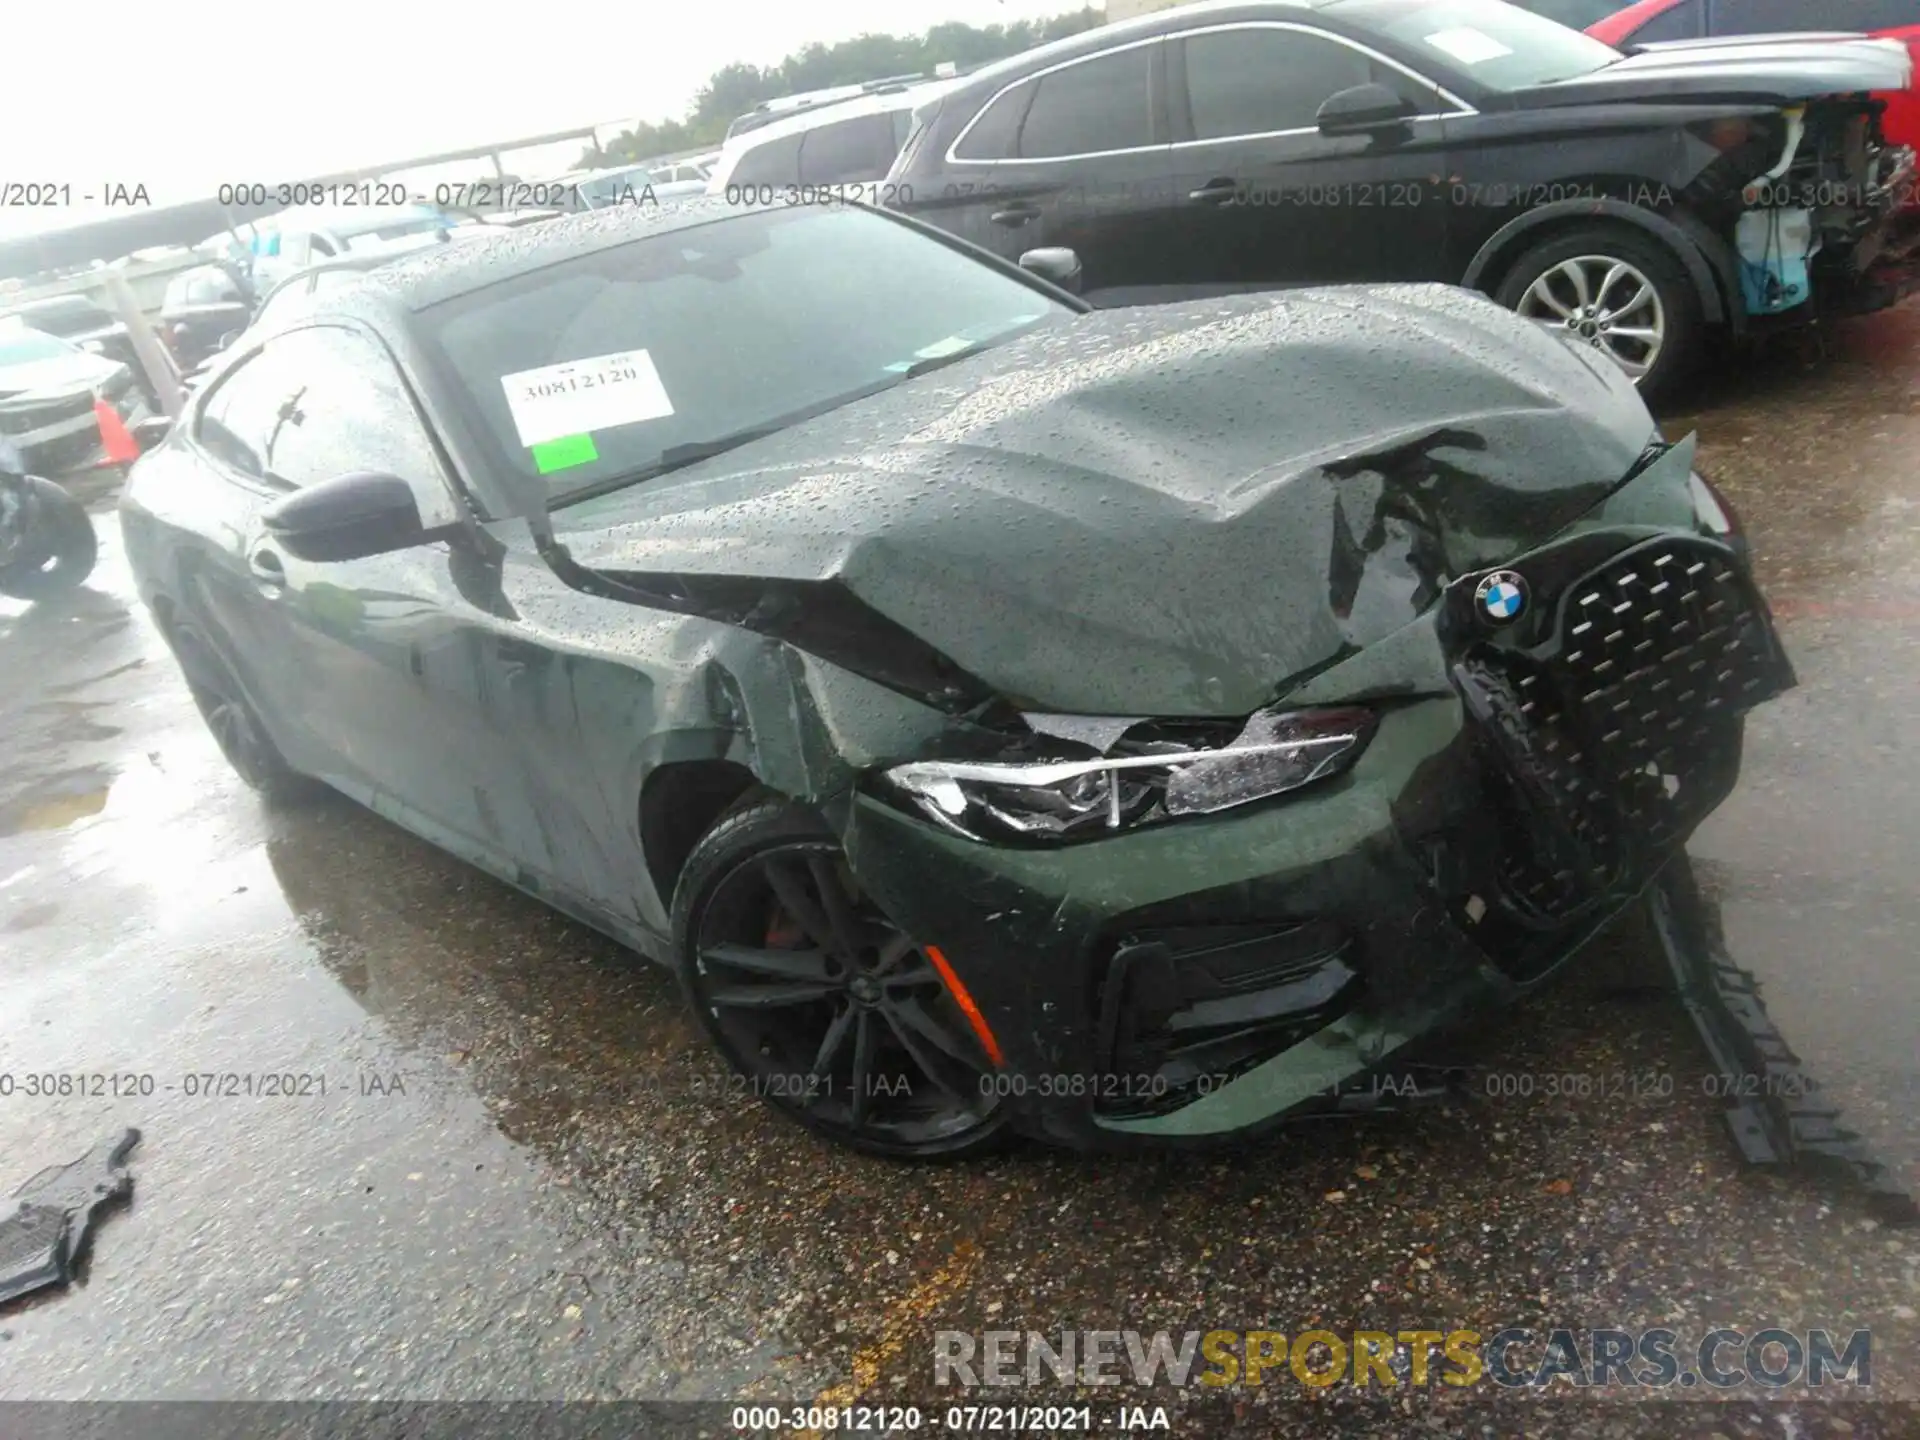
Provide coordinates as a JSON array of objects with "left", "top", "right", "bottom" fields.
[
  {"left": 1650, "top": 859, "right": 1919, "bottom": 1225},
  {"left": 0, "top": 1128, "right": 141, "bottom": 1306}
]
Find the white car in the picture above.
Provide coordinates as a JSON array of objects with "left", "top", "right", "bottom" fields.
[
  {"left": 707, "top": 83, "right": 953, "bottom": 195},
  {"left": 566, "top": 163, "right": 708, "bottom": 209},
  {"left": 0, "top": 322, "right": 148, "bottom": 473}
]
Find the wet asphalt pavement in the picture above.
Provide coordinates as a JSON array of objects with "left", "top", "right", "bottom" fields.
[{"left": 3, "top": 312, "right": 1919, "bottom": 1438}]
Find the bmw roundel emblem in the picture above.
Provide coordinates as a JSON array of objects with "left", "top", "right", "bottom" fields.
[{"left": 1475, "top": 570, "right": 1529, "bottom": 625}]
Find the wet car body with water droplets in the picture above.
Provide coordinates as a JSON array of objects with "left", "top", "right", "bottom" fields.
[{"left": 117, "top": 199, "right": 1793, "bottom": 1156}]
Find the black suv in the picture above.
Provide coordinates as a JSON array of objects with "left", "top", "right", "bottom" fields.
[{"left": 885, "top": 0, "right": 1918, "bottom": 400}]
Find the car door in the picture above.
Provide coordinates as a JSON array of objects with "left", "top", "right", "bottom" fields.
[
  {"left": 923, "top": 39, "right": 1177, "bottom": 296},
  {"left": 1163, "top": 20, "right": 1459, "bottom": 290},
  {"left": 237, "top": 324, "right": 640, "bottom": 922},
  {"left": 178, "top": 342, "right": 327, "bottom": 772}
]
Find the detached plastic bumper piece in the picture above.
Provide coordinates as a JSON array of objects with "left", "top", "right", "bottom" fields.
[
  {"left": 1648, "top": 861, "right": 1917, "bottom": 1225},
  {"left": 0, "top": 1128, "right": 142, "bottom": 1306}
]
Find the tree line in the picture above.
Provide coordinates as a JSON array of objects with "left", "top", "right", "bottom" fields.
[{"left": 585, "top": 8, "right": 1103, "bottom": 166}]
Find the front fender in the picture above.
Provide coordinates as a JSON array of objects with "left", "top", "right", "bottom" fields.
[{"left": 1461, "top": 197, "right": 1738, "bottom": 330}]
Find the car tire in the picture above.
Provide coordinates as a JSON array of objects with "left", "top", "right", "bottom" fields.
[
  {"left": 167, "top": 622, "right": 319, "bottom": 806},
  {"left": 0, "top": 477, "right": 98, "bottom": 601},
  {"left": 672, "top": 790, "right": 1010, "bottom": 1160},
  {"left": 1493, "top": 223, "right": 1705, "bottom": 408}
]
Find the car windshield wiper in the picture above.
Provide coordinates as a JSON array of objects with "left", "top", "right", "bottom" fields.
[{"left": 901, "top": 343, "right": 987, "bottom": 380}]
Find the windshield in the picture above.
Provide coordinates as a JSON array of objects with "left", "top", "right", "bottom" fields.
[
  {"left": 415, "top": 205, "right": 1068, "bottom": 506},
  {"left": 0, "top": 326, "right": 80, "bottom": 366},
  {"left": 1349, "top": 0, "right": 1624, "bottom": 89}
]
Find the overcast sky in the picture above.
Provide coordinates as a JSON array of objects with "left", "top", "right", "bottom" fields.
[{"left": 0, "top": 0, "right": 1080, "bottom": 238}]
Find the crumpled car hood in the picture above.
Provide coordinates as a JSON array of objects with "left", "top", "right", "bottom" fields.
[{"left": 564, "top": 283, "right": 1655, "bottom": 717}]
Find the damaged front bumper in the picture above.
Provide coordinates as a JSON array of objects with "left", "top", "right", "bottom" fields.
[
  {"left": 1733, "top": 103, "right": 1920, "bottom": 322},
  {"left": 846, "top": 525, "right": 1797, "bottom": 1151}
]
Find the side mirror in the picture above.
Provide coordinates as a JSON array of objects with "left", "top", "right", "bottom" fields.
[
  {"left": 261, "top": 471, "right": 451, "bottom": 563},
  {"left": 1018, "top": 246, "right": 1083, "bottom": 295},
  {"left": 130, "top": 414, "right": 173, "bottom": 455},
  {"left": 1316, "top": 83, "right": 1418, "bottom": 136}
]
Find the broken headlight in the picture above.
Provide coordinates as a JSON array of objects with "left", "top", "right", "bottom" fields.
[{"left": 882, "top": 707, "right": 1377, "bottom": 845}]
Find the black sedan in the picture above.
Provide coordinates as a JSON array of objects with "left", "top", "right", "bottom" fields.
[
  {"left": 120, "top": 200, "right": 1791, "bottom": 1157},
  {"left": 160, "top": 264, "right": 258, "bottom": 373},
  {"left": 885, "top": 0, "right": 1917, "bottom": 400}
]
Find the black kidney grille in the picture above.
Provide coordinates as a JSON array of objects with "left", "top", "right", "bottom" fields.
[
  {"left": 1553, "top": 542, "right": 1781, "bottom": 839},
  {"left": 1462, "top": 539, "right": 1789, "bottom": 921}
]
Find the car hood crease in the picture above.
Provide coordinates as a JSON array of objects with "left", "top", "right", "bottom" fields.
[{"left": 563, "top": 284, "right": 1655, "bottom": 717}]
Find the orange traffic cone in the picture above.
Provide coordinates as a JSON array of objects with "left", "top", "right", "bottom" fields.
[{"left": 93, "top": 396, "right": 140, "bottom": 467}]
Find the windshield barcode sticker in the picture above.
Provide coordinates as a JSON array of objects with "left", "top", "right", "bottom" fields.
[
  {"left": 501, "top": 349, "right": 674, "bottom": 447},
  {"left": 1423, "top": 27, "right": 1513, "bottom": 65}
]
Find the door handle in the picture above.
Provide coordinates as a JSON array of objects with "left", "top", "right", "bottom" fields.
[
  {"left": 248, "top": 547, "right": 285, "bottom": 589},
  {"left": 990, "top": 202, "right": 1040, "bottom": 227},
  {"left": 1188, "top": 178, "right": 1240, "bottom": 205},
  {"left": 496, "top": 636, "right": 544, "bottom": 683}
]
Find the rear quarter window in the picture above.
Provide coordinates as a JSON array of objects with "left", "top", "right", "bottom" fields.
[{"left": 952, "top": 81, "right": 1037, "bottom": 161}]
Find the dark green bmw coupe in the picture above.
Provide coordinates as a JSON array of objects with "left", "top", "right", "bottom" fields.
[{"left": 120, "top": 197, "right": 1792, "bottom": 1157}]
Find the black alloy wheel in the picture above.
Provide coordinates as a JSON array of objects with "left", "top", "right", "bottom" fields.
[{"left": 674, "top": 795, "right": 1008, "bottom": 1158}]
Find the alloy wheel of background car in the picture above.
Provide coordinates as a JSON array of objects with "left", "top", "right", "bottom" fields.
[
  {"left": 1517, "top": 255, "right": 1666, "bottom": 378},
  {"left": 1495, "top": 224, "right": 1703, "bottom": 407},
  {"left": 673, "top": 794, "right": 1009, "bottom": 1159},
  {"left": 166, "top": 624, "right": 316, "bottom": 805}
]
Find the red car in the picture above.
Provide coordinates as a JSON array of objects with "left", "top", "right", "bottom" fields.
[{"left": 1587, "top": 0, "right": 1920, "bottom": 185}]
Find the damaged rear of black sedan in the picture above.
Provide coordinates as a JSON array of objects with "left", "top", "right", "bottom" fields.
[{"left": 119, "top": 198, "right": 1796, "bottom": 1162}]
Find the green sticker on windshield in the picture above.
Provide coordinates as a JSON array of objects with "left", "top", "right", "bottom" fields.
[{"left": 531, "top": 433, "right": 598, "bottom": 474}]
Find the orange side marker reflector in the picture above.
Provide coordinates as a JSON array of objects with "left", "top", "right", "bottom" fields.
[{"left": 924, "top": 945, "right": 1004, "bottom": 1068}]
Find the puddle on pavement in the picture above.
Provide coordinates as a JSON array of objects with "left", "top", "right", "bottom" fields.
[
  {"left": 0, "top": 768, "right": 115, "bottom": 837},
  {"left": 28, "top": 698, "right": 123, "bottom": 743}
]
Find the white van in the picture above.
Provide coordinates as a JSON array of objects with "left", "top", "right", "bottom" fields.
[{"left": 238, "top": 204, "right": 460, "bottom": 287}]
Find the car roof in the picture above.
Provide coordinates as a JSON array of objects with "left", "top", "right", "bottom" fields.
[
  {"left": 258, "top": 203, "right": 450, "bottom": 239},
  {"left": 326, "top": 196, "right": 792, "bottom": 314},
  {"left": 721, "top": 80, "right": 957, "bottom": 154}
]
